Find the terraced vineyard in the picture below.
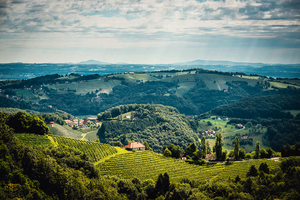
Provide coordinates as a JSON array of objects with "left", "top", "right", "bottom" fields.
[
  {"left": 15, "top": 133, "right": 52, "bottom": 146},
  {"left": 52, "top": 135, "right": 118, "bottom": 162},
  {"left": 97, "top": 151, "right": 280, "bottom": 182}
]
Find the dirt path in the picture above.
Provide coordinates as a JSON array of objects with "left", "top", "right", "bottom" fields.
[{"left": 216, "top": 83, "right": 221, "bottom": 91}]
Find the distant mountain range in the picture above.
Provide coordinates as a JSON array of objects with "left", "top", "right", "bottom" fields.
[
  {"left": 76, "top": 60, "right": 110, "bottom": 65},
  {"left": 0, "top": 59, "right": 299, "bottom": 80},
  {"left": 173, "top": 60, "right": 266, "bottom": 66},
  {"left": 76, "top": 59, "right": 274, "bottom": 66}
]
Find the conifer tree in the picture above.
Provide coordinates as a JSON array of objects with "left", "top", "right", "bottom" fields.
[
  {"left": 234, "top": 137, "right": 239, "bottom": 160},
  {"left": 255, "top": 141, "right": 260, "bottom": 159},
  {"left": 215, "top": 132, "right": 223, "bottom": 160},
  {"left": 201, "top": 137, "right": 207, "bottom": 158}
]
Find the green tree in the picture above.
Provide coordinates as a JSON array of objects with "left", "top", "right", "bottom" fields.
[
  {"left": 215, "top": 132, "right": 223, "bottom": 160},
  {"left": 130, "top": 111, "right": 134, "bottom": 122},
  {"left": 155, "top": 173, "right": 170, "bottom": 195},
  {"left": 247, "top": 165, "right": 258, "bottom": 177},
  {"left": 143, "top": 141, "right": 150, "bottom": 150},
  {"left": 260, "top": 148, "right": 267, "bottom": 158},
  {"left": 255, "top": 141, "right": 260, "bottom": 159},
  {"left": 185, "top": 143, "right": 197, "bottom": 157},
  {"left": 234, "top": 137, "right": 239, "bottom": 160},
  {"left": 259, "top": 162, "right": 269, "bottom": 174},
  {"left": 201, "top": 137, "right": 207, "bottom": 158},
  {"left": 207, "top": 121, "right": 212, "bottom": 126},
  {"left": 239, "top": 148, "right": 246, "bottom": 159},
  {"left": 206, "top": 141, "right": 211, "bottom": 154},
  {"left": 164, "top": 148, "right": 172, "bottom": 157},
  {"left": 114, "top": 141, "right": 124, "bottom": 147},
  {"left": 245, "top": 122, "right": 253, "bottom": 128}
]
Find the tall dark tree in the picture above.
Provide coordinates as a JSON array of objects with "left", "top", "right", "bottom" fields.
[
  {"left": 215, "top": 132, "right": 223, "bottom": 160},
  {"left": 206, "top": 141, "right": 212, "bottom": 154},
  {"left": 201, "top": 137, "right": 207, "bottom": 158},
  {"left": 255, "top": 141, "right": 260, "bottom": 159},
  {"left": 234, "top": 137, "right": 239, "bottom": 160},
  {"left": 247, "top": 165, "right": 258, "bottom": 177},
  {"left": 185, "top": 143, "right": 197, "bottom": 158}
]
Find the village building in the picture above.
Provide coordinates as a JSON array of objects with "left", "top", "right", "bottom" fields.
[
  {"left": 205, "top": 154, "right": 216, "bottom": 160},
  {"left": 124, "top": 142, "right": 145, "bottom": 151},
  {"left": 236, "top": 124, "right": 244, "bottom": 129},
  {"left": 201, "top": 129, "right": 216, "bottom": 137}
]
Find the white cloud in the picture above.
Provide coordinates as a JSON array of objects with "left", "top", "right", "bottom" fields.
[{"left": 0, "top": 0, "right": 299, "bottom": 63}]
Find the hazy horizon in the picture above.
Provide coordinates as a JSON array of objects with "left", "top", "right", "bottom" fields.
[{"left": 0, "top": 0, "right": 299, "bottom": 64}]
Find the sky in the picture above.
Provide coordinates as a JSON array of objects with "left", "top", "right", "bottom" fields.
[{"left": 0, "top": 0, "right": 299, "bottom": 64}]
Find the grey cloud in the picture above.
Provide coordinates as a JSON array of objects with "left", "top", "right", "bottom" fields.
[
  {"left": 0, "top": 0, "right": 7, "bottom": 8},
  {"left": 28, "top": 4, "right": 45, "bottom": 13},
  {"left": 11, "top": 0, "right": 24, "bottom": 4}
]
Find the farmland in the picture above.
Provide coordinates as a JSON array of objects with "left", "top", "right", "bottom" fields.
[
  {"left": 97, "top": 150, "right": 280, "bottom": 182},
  {"left": 198, "top": 117, "right": 268, "bottom": 152},
  {"left": 15, "top": 133, "right": 52, "bottom": 147},
  {"left": 51, "top": 135, "right": 118, "bottom": 162}
]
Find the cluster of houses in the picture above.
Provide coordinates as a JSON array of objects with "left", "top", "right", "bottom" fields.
[
  {"left": 64, "top": 118, "right": 98, "bottom": 127},
  {"left": 198, "top": 129, "right": 216, "bottom": 137},
  {"left": 238, "top": 136, "right": 248, "bottom": 139},
  {"left": 215, "top": 116, "right": 228, "bottom": 121}
]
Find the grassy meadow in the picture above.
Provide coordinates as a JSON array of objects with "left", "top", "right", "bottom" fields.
[{"left": 199, "top": 117, "right": 268, "bottom": 152}]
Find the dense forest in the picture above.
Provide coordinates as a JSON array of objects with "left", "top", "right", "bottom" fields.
[
  {"left": 97, "top": 104, "right": 199, "bottom": 152},
  {"left": 211, "top": 92, "right": 300, "bottom": 119}
]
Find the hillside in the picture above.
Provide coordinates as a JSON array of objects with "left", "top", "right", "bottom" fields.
[
  {"left": 97, "top": 104, "right": 199, "bottom": 152},
  {"left": 2, "top": 68, "right": 299, "bottom": 116},
  {"left": 1, "top": 110, "right": 300, "bottom": 199},
  {"left": 97, "top": 150, "right": 280, "bottom": 182},
  {"left": 210, "top": 93, "right": 300, "bottom": 119},
  {"left": 51, "top": 135, "right": 118, "bottom": 162}
]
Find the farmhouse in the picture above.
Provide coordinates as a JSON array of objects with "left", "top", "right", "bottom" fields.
[
  {"left": 236, "top": 124, "right": 244, "bottom": 129},
  {"left": 205, "top": 154, "right": 216, "bottom": 160},
  {"left": 124, "top": 142, "right": 145, "bottom": 151}
]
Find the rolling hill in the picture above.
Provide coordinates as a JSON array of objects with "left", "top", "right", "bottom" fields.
[
  {"left": 97, "top": 104, "right": 199, "bottom": 152},
  {"left": 1, "top": 68, "right": 299, "bottom": 116}
]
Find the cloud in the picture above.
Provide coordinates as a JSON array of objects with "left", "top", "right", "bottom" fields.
[{"left": 0, "top": 0, "right": 299, "bottom": 63}]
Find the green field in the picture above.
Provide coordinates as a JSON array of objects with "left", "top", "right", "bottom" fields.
[
  {"left": 51, "top": 135, "right": 118, "bottom": 162},
  {"left": 97, "top": 151, "right": 280, "bottom": 182},
  {"left": 270, "top": 81, "right": 300, "bottom": 89},
  {"left": 47, "top": 123, "right": 99, "bottom": 141},
  {"left": 15, "top": 133, "right": 52, "bottom": 146},
  {"left": 48, "top": 123, "right": 83, "bottom": 139},
  {"left": 199, "top": 117, "right": 268, "bottom": 152},
  {"left": 46, "top": 79, "right": 122, "bottom": 95},
  {"left": 283, "top": 110, "right": 300, "bottom": 117}
]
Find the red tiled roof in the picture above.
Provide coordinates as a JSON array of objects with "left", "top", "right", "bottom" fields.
[{"left": 124, "top": 142, "right": 145, "bottom": 149}]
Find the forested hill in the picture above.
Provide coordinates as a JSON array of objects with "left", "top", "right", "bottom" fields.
[
  {"left": 2, "top": 69, "right": 300, "bottom": 116},
  {"left": 210, "top": 92, "right": 300, "bottom": 119},
  {"left": 97, "top": 104, "right": 199, "bottom": 152}
]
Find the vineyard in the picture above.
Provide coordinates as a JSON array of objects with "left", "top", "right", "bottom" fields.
[
  {"left": 97, "top": 151, "right": 280, "bottom": 182},
  {"left": 51, "top": 135, "right": 118, "bottom": 162},
  {"left": 15, "top": 133, "right": 52, "bottom": 146}
]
